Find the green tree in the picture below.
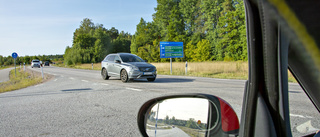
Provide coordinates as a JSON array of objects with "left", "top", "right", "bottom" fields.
[
  {"left": 213, "top": 0, "right": 246, "bottom": 61},
  {"left": 186, "top": 118, "right": 197, "bottom": 129},
  {"left": 113, "top": 31, "right": 131, "bottom": 53},
  {"left": 194, "top": 39, "right": 211, "bottom": 61},
  {"left": 64, "top": 18, "right": 132, "bottom": 65},
  {"left": 107, "top": 27, "right": 119, "bottom": 40},
  {"left": 73, "top": 18, "right": 95, "bottom": 45}
]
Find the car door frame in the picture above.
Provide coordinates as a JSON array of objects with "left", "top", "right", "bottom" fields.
[
  {"left": 240, "top": 0, "right": 292, "bottom": 136},
  {"left": 106, "top": 55, "right": 116, "bottom": 77},
  {"left": 113, "top": 55, "right": 122, "bottom": 78}
]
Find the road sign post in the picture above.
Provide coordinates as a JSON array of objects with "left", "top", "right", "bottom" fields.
[
  {"left": 160, "top": 42, "right": 184, "bottom": 75},
  {"left": 170, "top": 58, "right": 172, "bottom": 74},
  {"left": 185, "top": 61, "right": 188, "bottom": 75},
  {"left": 12, "top": 52, "right": 18, "bottom": 77},
  {"left": 41, "top": 65, "right": 44, "bottom": 79}
]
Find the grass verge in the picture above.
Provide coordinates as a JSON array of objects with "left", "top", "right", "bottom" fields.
[
  {"left": 0, "top": 68, "right": 46, "bottom": 93},
  {"left": 0, "top": 65, "right": 14, "bottom": 70},
  {"left": 55, "top": 61, "right": 296, "bottom": 82},
  {"left": 177, "top": 126, "right": 205, "bottom": 137}
]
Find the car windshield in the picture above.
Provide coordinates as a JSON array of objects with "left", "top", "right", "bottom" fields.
[
  {"left": 120, "top": 55, "right": 144, "bottom": 62},
  {"left": 32, "top": 61, "right": 39, "bottom": 63}
]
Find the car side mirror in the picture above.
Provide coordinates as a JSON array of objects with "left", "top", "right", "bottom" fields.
[
  {"left": 144, "top": 60, "right": 148, "bottom": 62},
  {"left": 137, "top": 94, "right": 239, "bottom": 137},
  {"left": 114, "top": 60, "right": 121, "bottom": 64}
]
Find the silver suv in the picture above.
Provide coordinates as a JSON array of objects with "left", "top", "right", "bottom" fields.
[{"left": 101, "top": 53, "right": 157, "bottom": 82}]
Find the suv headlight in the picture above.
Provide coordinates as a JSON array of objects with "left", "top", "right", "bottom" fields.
[{"left": 131, "top": 66, "right": 139, "bottom": 71}]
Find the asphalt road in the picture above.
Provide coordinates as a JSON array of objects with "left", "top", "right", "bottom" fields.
[
  {"left": 0, "top": 66, "right": 318, "bottom": 136},
  {"left": 0, "top": 67, "right": 14, "bottom": 83},
  {"left": 147, "top": 127, "right": 191, "bottom": 137}
]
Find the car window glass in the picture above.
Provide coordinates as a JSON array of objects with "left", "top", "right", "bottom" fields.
[
  {"left": 107, "top": 55, "right": 115, "bottom": 62},
  {"left": 120, "top": 54, "right": 143, "bottom": 62},
  {"left": 114, "top": 56, "right": 120, "bottom": 62},
  {"left": 103, "top": 56, "right": 108, "bottom": 61}
]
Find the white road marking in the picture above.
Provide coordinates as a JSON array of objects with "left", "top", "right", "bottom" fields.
[
  {"left": 296, "top": 120, "right": 319, "bottom": 133},
  {"left": 101, "top": 84, "right": 109, "bottom": 86},
  {"left": 290, "top": 114, "right": 313, "bottom": 119},
  {"left": 126, "top": 88, "right": 142, "bottom": 91},
  {"left": 53, "top": 79, "right": 57, "bottom": 82},
  {"left": 306, "top": 116, "right": 314, "bottom": 119},
  {"left": 81, "top": 80, "right": 88, "bottom": 82},
  {"left": 69, "top": 77, "right": 74, "bottom": 80},
  {"left": 35, "top": 84, "right": 43, "bottom": 87}
]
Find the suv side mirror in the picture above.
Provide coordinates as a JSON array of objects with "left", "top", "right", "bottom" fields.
[
  {"left": 114, "top": 60, "right": 121, "bottom": 64},
  {"left": 137, "top": 94, "right": 239, "bottom": 137},
  {"left": 144, "top": 60, "right": 148, "bottom": 62}
]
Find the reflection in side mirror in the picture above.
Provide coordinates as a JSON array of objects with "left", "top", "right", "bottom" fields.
[
  {"left": 137, "top": 94, "right": 239, "bottom": 137},
  {"left": 146, "top": 98, "right": 218, "bottom": 136}
]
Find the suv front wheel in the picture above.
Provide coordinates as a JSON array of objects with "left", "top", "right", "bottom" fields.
[{"left": 121, "top": 69, "right": 129, "bottom": 83}]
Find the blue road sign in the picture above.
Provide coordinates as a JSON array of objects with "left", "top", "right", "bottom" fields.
[
  {"left": 12, "top": 52, "right": 18, "bottom": 59},
  {"left": 160, "top": 42, "right": 184, "bottom": 58}
]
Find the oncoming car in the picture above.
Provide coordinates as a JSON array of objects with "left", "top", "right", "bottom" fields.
[
  {"left": 31, "top": 59, "right": 41, "bottom": 68},
  {"left": 44, "top": 61, "right": 50, "bottom": 66},
  {"left": 101, "top": 53, "right": 157, "bottom": 83}
]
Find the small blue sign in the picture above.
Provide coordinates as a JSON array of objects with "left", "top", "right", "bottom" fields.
[
  {"left": 160, "top": 42, "right": 184, "bottom": 58},
  {"left": 12, "top": 52, "right": 18, "bottom": 59}
]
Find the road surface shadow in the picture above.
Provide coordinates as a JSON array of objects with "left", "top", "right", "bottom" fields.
[
  {"left": 289, "top": 91, "right": 301, "bottom": 94},
  {"left": 61, "top": 88, "right": 92, "bottom": 92},
  {"left": 131, "top": 78, "right": 194, "bottom": 83},
  {"left": 0, "top": 91, "right": 68, "bottom": 98},
  {"left": 0, "top": 88, "right": 94, "bottom": 98}
]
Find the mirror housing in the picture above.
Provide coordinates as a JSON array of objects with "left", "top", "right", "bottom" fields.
[
  {"left": 114, "top": 60, "right": 121, "bottom": 64},
  {"left": 137, "top": 94, "right": 239, "bottom": 137}
]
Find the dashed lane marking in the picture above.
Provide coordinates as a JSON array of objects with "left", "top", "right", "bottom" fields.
[
  {"left": 290, "top": 114, "right": 313, "bottom": 119},
  {"left": 81, "top": 80, "right": 89, "bottom": 82},
  {"left": 35, "top": 84, "right": 43, "bottom": 87},
  {"left": 126, "top": 88, "right": 142, "bottom": 91}
]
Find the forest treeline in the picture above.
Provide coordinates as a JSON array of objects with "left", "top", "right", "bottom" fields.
[
  {"left": 63, "top": 0, "right": 247, "bottom": 65},
  {"left": 1, "top": 0, "right": 247, "bottom": 67},
  {"left": 63, "top": 18, "right": 131, "bottom": 65},
  {"left": 0, "top": 55, "right": 63, "bottom": 66}
]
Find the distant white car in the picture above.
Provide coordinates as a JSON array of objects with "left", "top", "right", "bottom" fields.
[{"left": 31, "top": 59, "right": 41, "bottom": 68}]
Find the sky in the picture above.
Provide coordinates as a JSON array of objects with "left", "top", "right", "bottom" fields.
[{"left": 0, "top": 0, "right": 157, "bottom": 57}]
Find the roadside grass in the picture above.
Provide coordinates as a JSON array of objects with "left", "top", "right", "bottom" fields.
[
  {"left": 56, "top": 61, "right": 296, "bottom": 82},
  {"left": 152, "top": 61, "right": 248, "bottom": 80},
  {"left": 55, "top": 63, "right": 101, "bottom": 70},
  {"left": 0, "top": 68, "right": 43, "bottom": 93},
  {"left": 0, "top": 65, "right": 13, "bottom": 70},
  {"left": 177, "top": 126, "right": 205, "bottom": 137}
]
